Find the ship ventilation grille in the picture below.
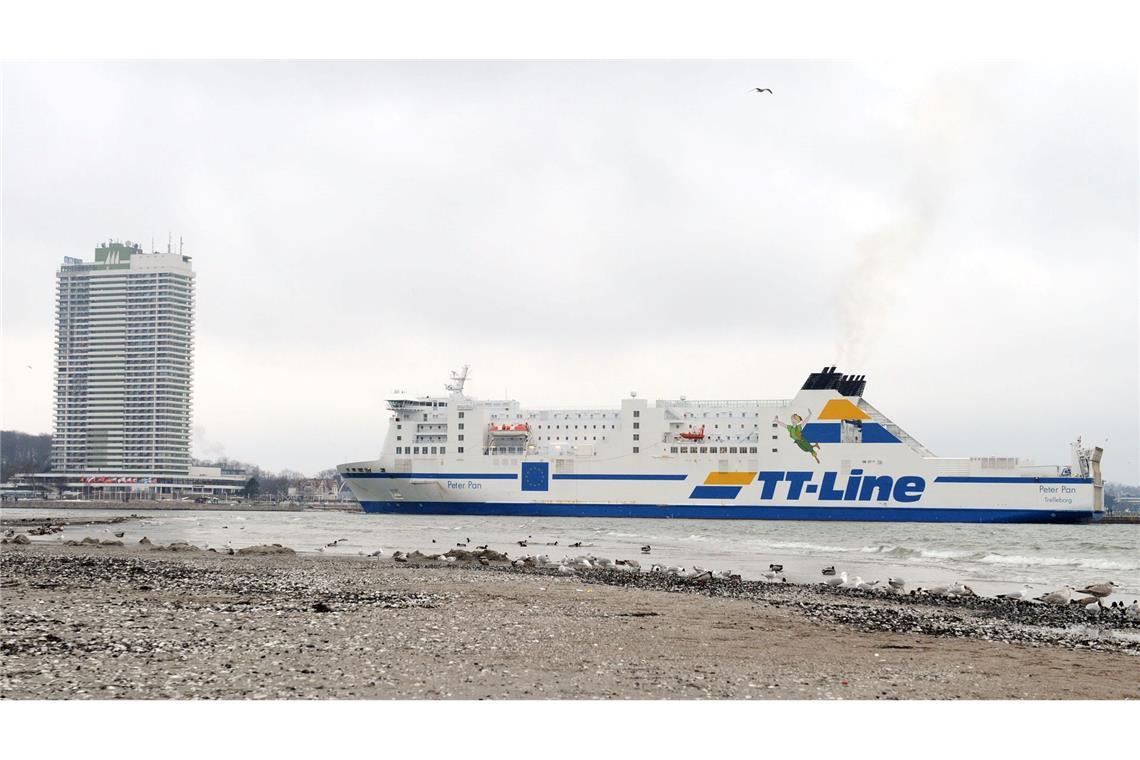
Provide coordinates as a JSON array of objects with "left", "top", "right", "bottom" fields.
[{"left": 974, "top": 457, "right": 1019, "bottom": 469}]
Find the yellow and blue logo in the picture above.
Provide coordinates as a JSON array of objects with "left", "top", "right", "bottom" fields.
[{"left": 689, "top": 472, "right": 756, "bottom": 499}]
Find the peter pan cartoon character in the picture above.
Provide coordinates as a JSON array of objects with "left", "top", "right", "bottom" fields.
[{"left": 774, "top": 409, "right": 821, "bottom": 463}]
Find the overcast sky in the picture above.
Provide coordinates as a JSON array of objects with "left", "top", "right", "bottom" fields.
[{"left": 2, "top": 61, "right": 1137, "bottom": 482}]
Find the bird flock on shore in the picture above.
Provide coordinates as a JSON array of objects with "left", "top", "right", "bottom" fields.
[{"left": 340, "top": 535, "right": 1139, "bottom": 619}]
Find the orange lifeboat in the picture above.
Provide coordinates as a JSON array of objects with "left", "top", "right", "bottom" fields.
[{"left": 679, "top": 425, "right": 706, "bottom": 441}]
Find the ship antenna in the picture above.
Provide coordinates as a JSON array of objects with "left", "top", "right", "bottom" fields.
[{"left": 446, "top": 364, "right": 470, "bottom": 396}]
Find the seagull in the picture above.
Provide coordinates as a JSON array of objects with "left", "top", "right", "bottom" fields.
[
  {"left": 925, "top": 583, "right": 951, "bottom": 597},
  {"left": 751, "top": 87, "right": 773, "bottom": 94},
  {"left": 762, "top": 570, "right": 781, "bottom": 581},
  {"left": 641, "top": 545, "right": 652, "bottom": 554},
  {"left": 855, "top": 577, "right": 880, "bottom": 591},
  {"left": 825, "top": 571, "right": 847, "bottom": 588},
  {"left": 769, "top": 564, "right": 784, "bottom": 573},
  {"left": 557, "top": 564, "right": 574, "bottom": 575},
  {"left": 997, "top": 584, "right": 1032, "bottom": 601},
  {"left": 821, "top": 566, "right": 836, "bottom": 576},
  {"left": 1035, "top": 585, "right": 1074, "bottom": 605},
  {"left": 888, "top": 577, "right": 906, "bottom": 591},
  {"left": 1125, "top": 601, "right": 1140, "bottom": 621},
  {"left": 1076, "top": 581, "right": 1118, "bottom": 607}
]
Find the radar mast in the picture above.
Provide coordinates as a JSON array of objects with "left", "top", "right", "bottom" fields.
[{"left": 446, "top": 365, "right": 470, "bottom": 397}]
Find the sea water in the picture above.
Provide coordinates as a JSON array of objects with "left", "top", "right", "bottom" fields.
[{"left": 4, "top": 508, "right": 1139, "bottom": 601}]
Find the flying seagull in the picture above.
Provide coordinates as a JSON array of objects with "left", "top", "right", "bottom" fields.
[{"left": 751, "top": 87, "right": 773, "bottom": 94}]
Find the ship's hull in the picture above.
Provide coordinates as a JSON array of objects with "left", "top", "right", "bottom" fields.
[{"left": 356, "top": 499, "right": 1096, "bottom": 523}]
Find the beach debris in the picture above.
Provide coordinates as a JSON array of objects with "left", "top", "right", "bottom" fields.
[
  {"left": 393, "top": 551, "right": 408, "bottom": 563},
  {"left": 557, "top": 564, "right": 574, "bottom": 575},
  {"left": 821, "top": 566, "right": 836, "bottom": 576},
  {"left": 569, "top": 542, "right": 582, "bottom": 548},
  {"left": 162, "top": 542, "right": 201, "bottom": 552},
  {"left": 113, "top": 531, "right": 125, "bottom": 538},
  {"left": 236, "top": 543, "right": 295, "bottom": 556},
  {"left": 100, "top": 539, "right": 124, "bottom": 547},
  {"left": 769, "top": 564, "right": 784, "bottom": 573},
  {"left": 312, "top": 601, "right": 333, "bottom": 613},
  {"left": 138, "top": 537, "right": 152, "bottom": 545},
  {"left": 369, "top": 550, "right": 383, "bottom": 557},
  {"left": 11, "top": 534, "right": 32, "bottom": 545},
  {"left": 641, "top": 545, "right": 652, "bottom": 554},
  {"left": 1035, "top": 585, "right": 1074, "bottom": 605},
  {"left": 517, "top": 540, "right": 528, "bottom": 547}
]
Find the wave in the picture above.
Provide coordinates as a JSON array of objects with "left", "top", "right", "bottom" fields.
[
  {"left": 977, "top": 553, "right": 1140, "bottom": 572},
  {"left": 765, "top": 540, "right": 850, "bottom": 554}
]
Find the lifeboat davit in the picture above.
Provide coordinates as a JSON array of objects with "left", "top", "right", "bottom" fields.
[{"left": 679, "top": 425, "right": 705, "bottom": 441}]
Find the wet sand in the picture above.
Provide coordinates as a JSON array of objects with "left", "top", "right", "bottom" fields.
[{"left": 1, "top": 542, "right": 1137, "bottom": 699}]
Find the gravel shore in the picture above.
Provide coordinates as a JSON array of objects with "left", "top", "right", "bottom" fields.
[{"left": 2, "top": 541, "right": 1137, "bottom": 699}]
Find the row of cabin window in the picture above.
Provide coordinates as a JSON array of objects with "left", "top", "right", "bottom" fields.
[
  {"left": 669, "top": 446, "right": 761, "bottom": 454},
  {"left": 394, "top": 446, "right": 457, "bottom": 455}
]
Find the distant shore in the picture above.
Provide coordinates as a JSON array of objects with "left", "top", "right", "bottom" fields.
[
  {"left": 1, "top": 540, "right": 1136, "bottom": 699},
  {"left": 1, "top": 499, "right": 360, "bottom": 513}
]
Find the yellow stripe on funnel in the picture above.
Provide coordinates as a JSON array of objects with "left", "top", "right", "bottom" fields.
[
  {"left": 704, "top": 472, "right": 757, "bottom": 486},
  {"left": 818, "top": 399, "right": 870, "bottom": 420}
]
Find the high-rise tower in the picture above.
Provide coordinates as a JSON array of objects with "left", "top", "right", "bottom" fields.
[{"left": 52, "top": 241, "right": 194, "bottom": 478}]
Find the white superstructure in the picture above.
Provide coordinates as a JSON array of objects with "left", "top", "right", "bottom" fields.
[{"left": 338, "top": 366, "right": 1104, "bottom": 523}]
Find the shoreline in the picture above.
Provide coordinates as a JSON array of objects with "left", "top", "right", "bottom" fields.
[
  {"left": 2, "top": 541, "right": 1137, "bottom": 699},
  {"left": 1, "top": 500, "right": 359, "bottom": 513}
]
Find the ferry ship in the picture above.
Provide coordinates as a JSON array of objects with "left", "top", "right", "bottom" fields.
[{"left": 338, "top": 366, "right": 1104, "bottom": 523}]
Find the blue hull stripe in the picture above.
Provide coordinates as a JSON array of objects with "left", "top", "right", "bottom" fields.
[
  {"left": 358, "top": 501, "right": 1096, "bottom": 524},
  {"left": 689, "top": 485, "right": 743, "bottom": 499},
  {"left": 552, "top": 473, "right": 689, "bottom": 481},
  {"left": 934, "top": 476, "right": 1093, "bottom": 484},
  {"left": 344, "top": 472, "right": 518, "bottom": 480}
]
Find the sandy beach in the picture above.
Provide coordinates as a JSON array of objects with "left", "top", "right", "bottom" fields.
[{"left": 2, "top": 539, "right": 1137, "bottom": 700}]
